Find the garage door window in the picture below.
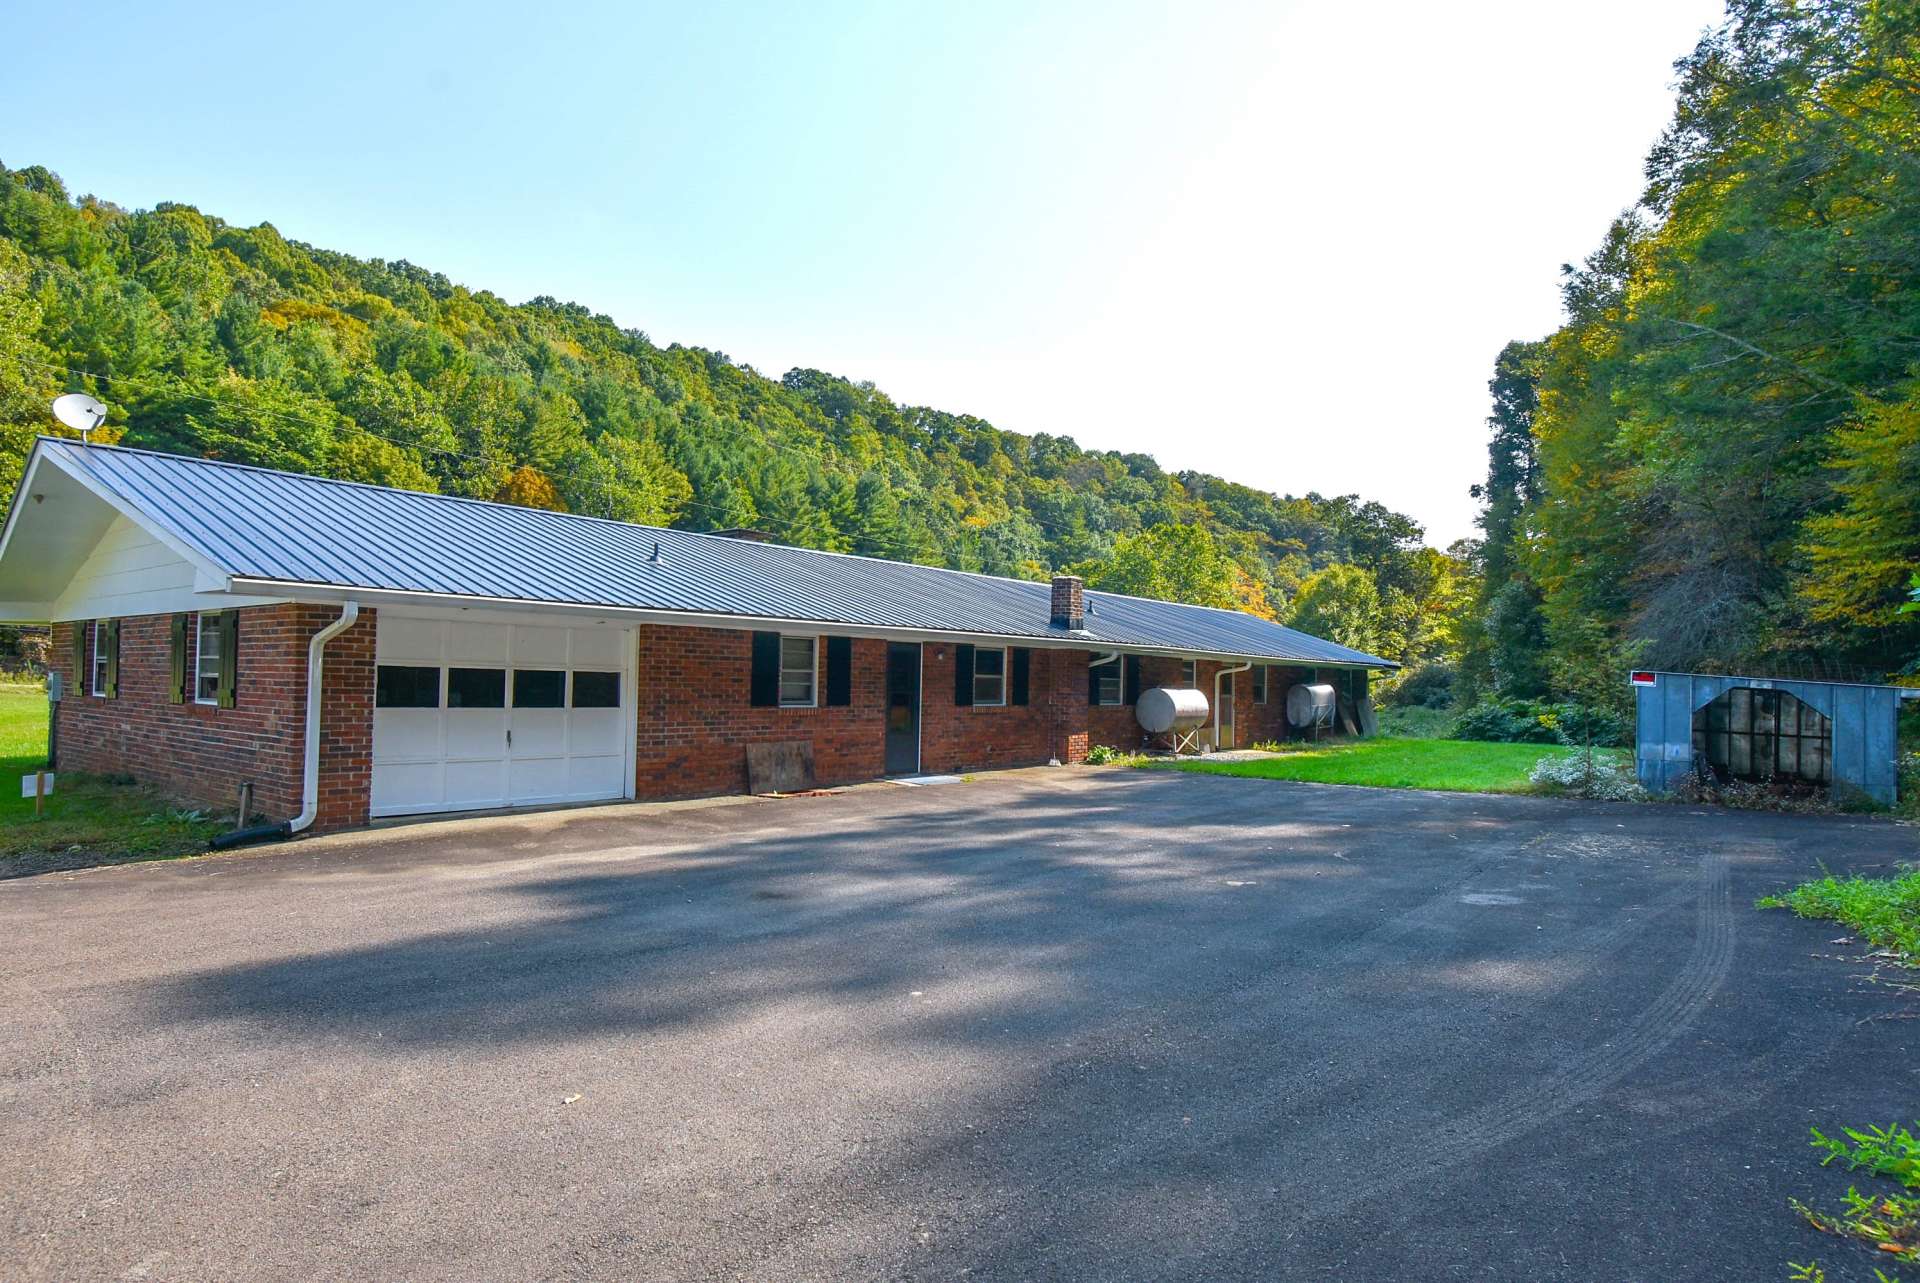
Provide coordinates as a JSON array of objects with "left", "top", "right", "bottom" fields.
[
  {"left": 513, "top": 669, "right": 565, "bottom": 708},
  {"left": 377, "top": 665, "right": 441, "bottom": 708},
  {"left": 572, "top": 671, "right": 620, "bottom": 708},
  {"left": 447, "top": 667, "right": 506, "bottom": 708}
]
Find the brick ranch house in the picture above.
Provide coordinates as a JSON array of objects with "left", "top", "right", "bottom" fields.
[{"left": 0, "top": 439, "right": 1393, "bottom": 835}]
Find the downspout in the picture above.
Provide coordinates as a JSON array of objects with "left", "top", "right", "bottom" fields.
[
  {"left": 290, "top": 601, "right": 361, "bottom": 834},
  {"left": 1214, "top": 660, "right": 1252, "bottom": 749},
  {"left": 210, "top": 600, "right": 361, "bottom": 850}
]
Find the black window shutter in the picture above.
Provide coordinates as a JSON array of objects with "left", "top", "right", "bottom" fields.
[
  {"left": 217, "top": 611, "right": 240, "bottom": 708},
  {"left": 169, "top": 614, "right": 188, "bottom": 704},
  {"left": 749, "top": 631, "right": 780, "bottom": 706},
  {"left": 825, "top": 636, "right": 852, "bottom": 706},
  {"left": 1087, "top": 656, "right": 1100, "bottom": 704},
  {"left": 953, "top": 643, "right": 975, "bottom": 706},
  {"left": 1010, "top": 647, "right": 1030, "bottom": 706},
  {"left": 1124, "top": 655, "right": 1141, "bottom": 704},
  {"left": 103, "top": 619, "right": 120, "bottom": 699}
]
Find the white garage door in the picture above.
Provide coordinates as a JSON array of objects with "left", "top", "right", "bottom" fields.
[{"left": 372, "top": 615, "right": 632, "bottom": 817}]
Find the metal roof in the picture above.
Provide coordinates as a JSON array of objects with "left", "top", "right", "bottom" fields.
[{"left": 29, "top": 439, "right": 1396, "bottom": 668}]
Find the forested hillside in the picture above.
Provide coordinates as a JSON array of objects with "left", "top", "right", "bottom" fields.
[
  {"left": 1462, "top": 0, "right": 1920, "bottom": 714},
  {"left": 0, "top": 159, "right": 1463, "bottom": 669}
]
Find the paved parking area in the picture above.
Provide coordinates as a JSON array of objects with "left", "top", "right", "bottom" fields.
[{"left": 3, "top": 768, "right": 1916, "bottom": 1281}]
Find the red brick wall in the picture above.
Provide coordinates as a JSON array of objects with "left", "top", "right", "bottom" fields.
[
  {"left": 631, "top": 627, "right": 1101, "bottom": 797},
  {"left": 49, "top": 604, "right": 376, "bottom": 831},
  {"left": 633, "top": 625, "right": 889, "bottom": 798},
  {"left": 918, "top": 643, "right": 1084, "bottom": 774},
  {"left": 49, "top": 605, "right": 1364, "bottom": 827},
  {"left": 1081, "top": 657, "right": 1330, "bottom": 752},
  {"left": 311, "top": 606, "right": 376, "bottom": 831}
]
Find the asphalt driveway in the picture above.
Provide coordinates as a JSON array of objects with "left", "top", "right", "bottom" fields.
[{"left": 2, "top": 768, "right": 1916, "bottom": 1282}]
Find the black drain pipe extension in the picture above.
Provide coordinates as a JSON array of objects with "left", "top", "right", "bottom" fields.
[
  {"left": 210, "top": 820, "right": 286, "bottom": 850},
  {"left": 211, "top": 600, "right": 361, "bottom": 850}
]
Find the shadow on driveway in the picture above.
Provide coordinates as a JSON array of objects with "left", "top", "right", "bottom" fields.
[{"left": 8, "top": 770, "right": 1919, "bottom": 1281}]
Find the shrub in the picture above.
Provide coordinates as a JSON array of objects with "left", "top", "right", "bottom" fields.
[
  {"left": 1759, "top": 869, "right": 1920, "bottom": 961},
  {"left": 1451, "top": 697, "right": 1630, "bottom": 748},
  {"left": 1374, "top": 705, "right": 1453, "bottom": 739},
  {"left": 1386, "top": 662, "right": 1456, "bottom": 709},
  {"left": 1084, "top": 744, "right": 1135, "bottom": 765},
  {"left": 1529, "top": 751, "right": 1647, "bottom": 801},
  {"left": 1452, "top": 698, "right": 1557, "bottom": 743}
]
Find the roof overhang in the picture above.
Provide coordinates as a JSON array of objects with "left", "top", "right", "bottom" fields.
[
  {"left": 228, "top": 576, "right": 1395, "bottom": 670},
  {"left": 0, "top": 440, "right": 237, "bottom": 622}
]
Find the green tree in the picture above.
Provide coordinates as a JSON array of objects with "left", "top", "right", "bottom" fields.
[
  {"left": 0, "top": 157, "right": 1440, "bottom": 633},
  {"left": 1800, "top": 388, "right": 1920, "bottom": 648},
  {"left": 495, "top": 465, "right": 566, "bottom": 512},
  {"left": 1287, "top": 564, "right": 1381, "bottom": 655},
  {"left": 0, "top": 239, "right": 64, "bottom": 496},
  {"left": 1076, "top": 523, "right": 1243, "bottom": 610}
]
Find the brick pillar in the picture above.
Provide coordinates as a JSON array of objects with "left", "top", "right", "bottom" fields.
[
  {"left": 1048, "top": 648, "right": 1090, "bottom": 764},
  {"left": 48, "top": 621, "right": 79, "bottom": 770},
  {"left": 311, "top": 606, "right": 377, "bottom": 832},
  {"left": 1050, "top": 575, "right": 1084, "bottom": 630}
]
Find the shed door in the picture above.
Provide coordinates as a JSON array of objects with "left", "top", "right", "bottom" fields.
[{"left": 372, "top": 616, "right": 632, "bottom": 817}]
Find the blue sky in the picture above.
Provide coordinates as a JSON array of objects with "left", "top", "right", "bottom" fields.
[{"left": 2, "top": 0, "right": 1725, "bottom": 546}]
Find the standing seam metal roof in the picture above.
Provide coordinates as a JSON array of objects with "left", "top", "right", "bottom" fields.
[{"left": 35, "top": 439, "right": 1396, "bottom": 667}]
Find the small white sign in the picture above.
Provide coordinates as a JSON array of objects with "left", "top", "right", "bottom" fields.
[{"left": 20, "top": 772, "right": 54, "bottom": 799}]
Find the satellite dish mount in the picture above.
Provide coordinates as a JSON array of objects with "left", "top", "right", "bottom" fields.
[{"left": 51, "top": 393, "right": 109, "bottom": 445}]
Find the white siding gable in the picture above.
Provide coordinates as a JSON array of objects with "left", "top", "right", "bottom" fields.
[{"left": 50, "top": 515, "right": 285, "bottom": 622}]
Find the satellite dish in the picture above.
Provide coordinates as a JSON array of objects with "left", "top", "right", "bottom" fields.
[{"left": 51, "top": 393, "right": 109, "bottom": 443}]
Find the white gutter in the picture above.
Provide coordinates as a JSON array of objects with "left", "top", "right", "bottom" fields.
[
  {"left": 1214, "top": 660, "right": 1253, "bottom": 748},
  {"left": 289, "top": 601, "right": 360, "bottom": 834}
]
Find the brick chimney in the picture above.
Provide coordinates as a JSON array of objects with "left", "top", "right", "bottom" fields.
[{"left": 1050, "top": 574, "right": 1085, "bottom": 630}]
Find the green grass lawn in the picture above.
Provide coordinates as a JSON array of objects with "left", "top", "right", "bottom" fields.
[
  {"left": 0, "top": 682, "right": 46, "bottom": 764},
  {"left": 0, "top": 682, "right": 224, "bottom": 877},
  {"left": 1156, "top": 736, "right": 1618, "bottom": 794}
]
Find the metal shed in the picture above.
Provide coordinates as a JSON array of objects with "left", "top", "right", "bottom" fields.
[{"left": 1632, "top": 670, "right": 1915, "bottom": 806}]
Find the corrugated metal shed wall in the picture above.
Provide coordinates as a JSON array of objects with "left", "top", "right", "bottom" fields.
[{"left": 1634, "top": 672, "right": 1903, "bottom": 805}]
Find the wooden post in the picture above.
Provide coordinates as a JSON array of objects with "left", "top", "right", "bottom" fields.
[
  {"left": 237, "top": 782, "right": 252, "bottom": 830},
  {"left": 34, "top": 770, "right": 45, "bottom": 819}
]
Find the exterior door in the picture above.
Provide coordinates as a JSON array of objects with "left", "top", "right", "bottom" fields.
[
  {"left": 1218, "top": 671, "right": 1236, "bottom": 748},
  {"left": 885, "top": 642, "right": 921, "bottom": 774}
]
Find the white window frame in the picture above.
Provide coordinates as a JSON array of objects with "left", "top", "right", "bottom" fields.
[
  {"left": 90, "top": 620, "right": 110, "bottom": 697},
  {"left": 972, "top": 646, "right": 1008, "bottom": 707},
  {"left": 1181, "top": 659, "right": 1196, "bottom": 687},
  {"left": 1092, "top": 659, "right": 1122, "bottom": 706},
  {"left": 778, "top": 634, "right": 818, "bottom": 708},
  {"left": 195, "top": 612, "right": 223, "bottom": 706}
]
